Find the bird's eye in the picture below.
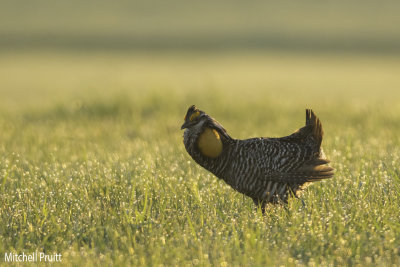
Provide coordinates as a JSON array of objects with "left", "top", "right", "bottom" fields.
[{"left": 189, "top": 111, "right": 200, "bottom": 122}]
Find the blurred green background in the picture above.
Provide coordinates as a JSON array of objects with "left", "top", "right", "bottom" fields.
[
  {"left": 1, "top": 0, "right": 400, "bottom": 52},
  {"left": 0, "top": 0, "right": 400, "bottom": 52},
  {"left": 1, "top": 0, "right": 400, "bottom": 111}
]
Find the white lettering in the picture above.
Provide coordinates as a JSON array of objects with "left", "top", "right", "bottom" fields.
[
  {"left": 4, "top": 252, "right": 61, "bottom": 262},
  {"left": 4, "top": 253, "right": 12, "bottom": 262}
]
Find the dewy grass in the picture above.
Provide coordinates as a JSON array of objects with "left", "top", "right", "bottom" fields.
[{"left": 0, "top": 51, "right": 399, "bottom": 266}]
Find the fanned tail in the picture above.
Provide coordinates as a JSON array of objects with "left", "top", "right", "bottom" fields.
[
  {"left": 272, "top": 108, "right": 334, "bottom": 183},
  {"left": 278, "top": 109, "right": 324, "bottom": 149}
]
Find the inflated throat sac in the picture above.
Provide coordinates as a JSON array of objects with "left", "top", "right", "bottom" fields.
[{"left": 197, "top": 128, "right": 223, "bottom": 158}]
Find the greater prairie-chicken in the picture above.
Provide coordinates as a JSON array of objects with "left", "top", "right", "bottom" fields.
[{"left": 181, "top": 105, "right": 333, "bottom": 212}]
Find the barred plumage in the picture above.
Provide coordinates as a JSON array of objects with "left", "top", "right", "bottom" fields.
[{"left": 181, "top": 105, "right": 334, "bottom": 212}]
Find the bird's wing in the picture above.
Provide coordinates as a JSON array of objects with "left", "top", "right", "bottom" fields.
[
  {"left": 241, "top": 137, "right": 333, "bottom": 184},
  {"left": 266, "top": 158, "right": 334, "bottom": 183}
]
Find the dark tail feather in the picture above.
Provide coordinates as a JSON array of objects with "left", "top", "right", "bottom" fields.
[
  {"left": 277, "top": 110, "right": 332, "bottom": 182},
  {"left": 274, "top": 157, "right": 334, "bottom": 183},
  {"left": 277, "top": 168, "right": 334, "bottom": 183},
  {"left": 299, "top": 167, "right": 334, "bottom": 182},
  {"left": 306, "top": 109, "right": 323, "bottom": 148},
  {"left": 311, "top": 158, "right": 330, "bottom": 165},
  {"left": 296, "top": 157, "right": 334, "bottom": 182}
]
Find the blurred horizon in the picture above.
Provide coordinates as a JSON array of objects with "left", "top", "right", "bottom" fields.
[
  {"left": 1, "top": 0, "right": 400, "bottom": 114},
  {"left": 1, "top": 0, "right": 400, "bottom": 53}
]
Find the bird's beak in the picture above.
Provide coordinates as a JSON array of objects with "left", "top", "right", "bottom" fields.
[{"left": 181, "top": 121, "right": 189, "bottom": 130}]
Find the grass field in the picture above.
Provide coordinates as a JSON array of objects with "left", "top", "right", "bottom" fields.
[{"left": 1, "top": 50, "right": 400, "bottom": 266}]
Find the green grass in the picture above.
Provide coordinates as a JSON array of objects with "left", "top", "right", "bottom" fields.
[{"left": 0, "top": 51, "right": 400, "bottom": 266}]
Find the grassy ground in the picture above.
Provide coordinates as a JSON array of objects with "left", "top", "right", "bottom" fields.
[{"left": 0, "top": 51, "right": 400, "bottom": 266}]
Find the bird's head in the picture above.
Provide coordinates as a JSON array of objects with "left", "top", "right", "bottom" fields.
[{"left": 180, "top": 105, "right": 207, "bottom": 131}]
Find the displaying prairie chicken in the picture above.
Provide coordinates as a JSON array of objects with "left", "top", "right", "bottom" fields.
[{"left": 181, "top": 105, "right": 333, "bottom": 212}]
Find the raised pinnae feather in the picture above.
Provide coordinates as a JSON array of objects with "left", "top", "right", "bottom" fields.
[{"left": 306, "top": 109, "right": 324, "bottom": 147}]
